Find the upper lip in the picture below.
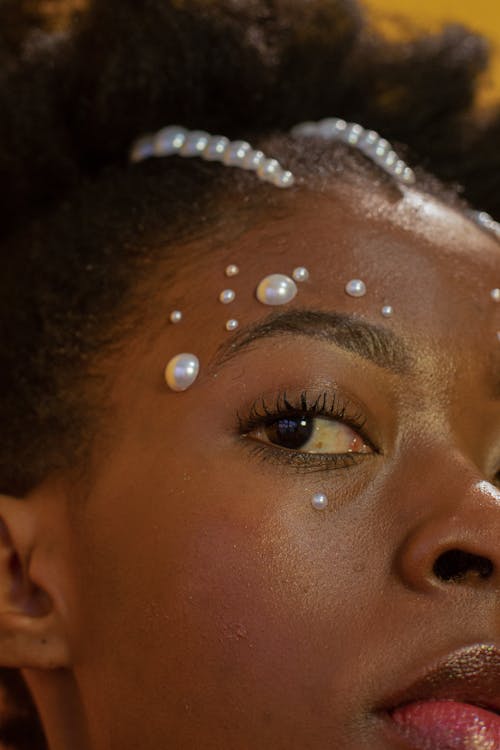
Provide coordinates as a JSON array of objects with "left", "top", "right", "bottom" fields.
[{"left": 378, "top": 643, "right": 500, "bottom": 716}]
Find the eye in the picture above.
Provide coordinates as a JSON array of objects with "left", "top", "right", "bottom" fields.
[{"left": 248, "top": 415, "right": 372, "bottom": 455}]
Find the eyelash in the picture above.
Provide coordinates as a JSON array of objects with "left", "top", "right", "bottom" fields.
[{"left": 237, "top": 390, "right": 377, "bottom": 472}]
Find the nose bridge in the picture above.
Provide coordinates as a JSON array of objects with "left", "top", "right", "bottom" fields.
[{"left": 393, "top": 444, "right": 500, "bottom": 593}]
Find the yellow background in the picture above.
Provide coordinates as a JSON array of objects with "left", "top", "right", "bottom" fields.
[{"left": 365, "top": 0, "right": 500, "bottom": 103}]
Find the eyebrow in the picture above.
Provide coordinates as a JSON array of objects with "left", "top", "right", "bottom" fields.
[{"left": 211, "top": 309, "right": 413, "bottom": 374}]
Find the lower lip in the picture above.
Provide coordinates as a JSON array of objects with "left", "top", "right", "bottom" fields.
[{"left": 389, "top": 700, "right": 500, "bottom": 750}]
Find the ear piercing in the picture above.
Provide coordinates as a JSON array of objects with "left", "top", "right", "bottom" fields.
[
  {"left": 165, "top": 353, "right": 200, "bottom": 392},
  {"left": 311, "top": 492, "right": 329, "bottom": 510}
]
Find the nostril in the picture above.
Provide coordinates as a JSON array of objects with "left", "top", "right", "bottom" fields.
[{"left": 433, "top": 549, "right": 494, "bottom": 583}]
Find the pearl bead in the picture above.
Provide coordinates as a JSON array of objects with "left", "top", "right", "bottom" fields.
[
  {"left": 129, "top": 135, "right": 154, "bottom": 163},
  {"left": 345, "top": 123, "right": 364, "bottom": 144},
  {"left": 165, "top": 353, "right": 200, "bottom": 392},
  {"left": 256, "top": 274, "right": 298, "bottom": 306},
  {"left": 274, "top": 170, "right": 295, "bottom": 188},
  {"left": 225, "top": 264, "right": 240, "bottom": 277},
  {"left": 222, "top": 141, "right": 251, "bottom": 166},
  {"left": 345, "top": 279, "right": 367, "bottom": 298},
  {"left": 219, "top": 289, "right": 236, "bottom": 304},
  {"left": 180, "top": 130, "right": 210, "bottom": 156},
  {"left": 490, "top": 288, "right": 500, "bottom": 302},
  {"left": 169, "top": 310, "right": 183, "bottom": 324},
  {"left": 242, "top": 149, "right": 265, "bottom": 170},
  {"left": 381, "top": 305, "right": 393, "bottom": 317},
  {"left": 225, "top": 319, "right": 239, "bottom": 332},
  {"left": 311, "top": 492, "right": 328, "bottom": 510},
  {"left": 292, "top": 266, "right": 310, "bottom": 282},
  {"left": 375, "top": 138, "right": 389, "bottom": 157},
  {"left": 257, "top": 158, "right": 280, "bottom": 181},
  {"left": 153, "top": 126, "right": 186, "bottom": 156},
  {"left": 203, "top": 136, "right": 230, "bottom": 161}
]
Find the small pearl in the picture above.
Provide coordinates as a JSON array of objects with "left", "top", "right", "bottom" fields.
[
  {"left": 381, "top": 305, "right": 393, "bottom": 317},
  {"left": 222, "top": 141, "right": 251, "bottom": 166},
  {"left": 225, "top": 264, "right": 240, "bottom": 277},
  {"left": 165, "top": 353, "right": 200, "bottom": 392},
  {"left": 180, "top": 131, "right": 210, "bottom": 156},
  {"left": 256, "top": 274, "right": 298, "bottom": 306},
  {"left": 257, "top": 158, "right": 280, "bottom": 180},
  {"left": 225, "top": 319, "right": 239, "bottom": 332},
  {"left": 490, "top": 288, "right": 500, "bottom": 302},
  {"left": 345, "top": 123, "right": 364, "bottom": 145},
  {"left": 242, "top": 149, "right": 265, "bottom": 170},
  {"left": 292, "top": 266, "right": 310, "bottom": 283},
  {"left": 219, "top": 289, "right": 236, "bottom": 304},
  {"left": 345, "top": 279, "right": 367, "bottom": 298},
  {"left": 153, "top": 126, "right": 186, "bottom": 156},
  {"left": 202, "top": 136, "right": 230, "bottom": 161},
  {"left": 169, "top": 310, "right": 183, "bottom": 324},
  {"left": 274, "top": 170, "right": 295, "bottom": 188},
  {"left": 311, "top": 493, "right": 328, "bottom": 510},
  {"left": 129, "top": 135, "right": 154, "bottom": 163}
]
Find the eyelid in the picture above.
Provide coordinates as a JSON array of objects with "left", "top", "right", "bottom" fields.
[{"left": 237, "top": 389, "right": 379, "bottom": 454}]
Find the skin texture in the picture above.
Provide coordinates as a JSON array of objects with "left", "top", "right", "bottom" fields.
[{"left": 0, "top": 182, "right": 499, "bottom": 749}]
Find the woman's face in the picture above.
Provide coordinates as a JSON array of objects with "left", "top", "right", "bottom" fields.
[{"left": 29, "top": 184, "right": 500, "bottom": 749}]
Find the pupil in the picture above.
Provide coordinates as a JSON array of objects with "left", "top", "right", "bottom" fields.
[{"left": 265, "top": 416, "right": 313, "bottom": 449}]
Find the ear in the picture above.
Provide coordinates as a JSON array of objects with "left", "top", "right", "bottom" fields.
[{"left": 0, "top": 490, "right": 71, "bottom": 670}]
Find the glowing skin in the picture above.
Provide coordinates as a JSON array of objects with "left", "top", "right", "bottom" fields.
[{"left": 2, "top": 183, "right": 500, "bottom": 750}]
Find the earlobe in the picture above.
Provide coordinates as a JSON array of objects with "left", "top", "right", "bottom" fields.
[{"left": 0, "top": 495, "right": 70, "bottom": 670}]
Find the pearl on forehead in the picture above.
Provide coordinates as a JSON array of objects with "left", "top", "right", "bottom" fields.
[
  {"left": 165, "top": 353, "right": 200, "bottom": 392},
  {"left": 169, "top": 310, "right": 183, "bottom": 324},
  {"left": 219, "top": 289, "right": 236, "bottom": 304},
  {"left": 345, "top": 279, "right": 367, "bottom": 298},
  {"left": 256, "top": 274, "right": 298, "bottom": 306},
  {"left": 225, "top": 319, "right": 239, "bottom": 332},
  {"left": 381, "top": 305, "right": 393, "bottom": 317},
  {"left": 292, "top": 266, "right": 310, "bottom": 282},
  {"left": 225, "top": 264, "right": 240, "bottom": 277},
  {"left": 490, "top": 288, "right": 500, "bottom": 302},
  {"left": 311, "top": 492, "right": 328, "bottom": 510}
]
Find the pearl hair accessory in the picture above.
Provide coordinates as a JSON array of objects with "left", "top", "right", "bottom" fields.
[
  {"left": 311, "top": 492, "right": 329, "bottom": 510},
  {"left": 256, "top": 274, "right": 298, "bottom": 306},
  {"left": 291, "top": 117, "right": 416, "bottom": 185},
  {"left": 345, "top": 279, "right": 367, "bottom": 298},
  {"left": 165, "top": 353, "right": 200, "bottom": 392},
  {"left": 129, "top": 123, "right": 500, "bottom": 242},
  {"left": 129, "top": 126, "right": 294, "bottom": 188},
  {"left": 225, "top": 319, "right": 239, "bottom": 331},
  {"left": 381, "top": 305, "right": 393, "bottom": 317}
]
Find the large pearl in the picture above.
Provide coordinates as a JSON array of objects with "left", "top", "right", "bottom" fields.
[
  {"left": 256, "top": 274, "right": 298, "bottom": 306},
  {"left": 165, "top": 353, "right": 200, "bottom": 392}
]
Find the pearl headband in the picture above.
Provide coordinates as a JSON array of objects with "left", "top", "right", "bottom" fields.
[{"left": 129, "top": 120, "right": 500, "bottom": 240}]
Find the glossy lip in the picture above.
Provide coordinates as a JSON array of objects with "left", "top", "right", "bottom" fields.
[{"left": 377, "top": 643, "right": 500, "bottom": 719}]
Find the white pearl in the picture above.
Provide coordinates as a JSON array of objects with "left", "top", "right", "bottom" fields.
[
  {"left": 153, "top": 126, "right": 186, "bottom": 156},
  {"left": 203, "top": 136, "right": 230, "bottom": 161},
  {"left": 345, "top": 123, "right": 364, "bottom": 144},
  {"left": 256, "top": 274, "right": 298, "bottom": 306},
  {"left": 290, "top": 121, "right": 317, "bottom": 136},
  {"left": 257, "top": 158, "right": 280, "bottom": 181},
  {"left": 180, "top": 130, "right": 210, "bottom": 156},
  {"left": 165, "top": 353, "right": 200, "bottom": 392},
  {"left": 381, "top": 305, "right": 393, "bottom": 317},
  {"left": 375, "top": 138, "right": 389, "bottom": 157},
  {"left": 274, "top": 170, "right": 295, "bottom": 188},
  {"left": 292, "top": 266, "right": 310, "bottom": 282},
  {"left": 490, "top": 288, "right": 500, "bottom": 302},
  {"left": 242, "top": 149, "right": 265, "bottom": 171},
  {"left": 222, "top": 141, "right": 251, "bottom": 166},
  {"left": 402, "top": 167, "right": 416, "bottom": 184},
  {"left": 225, "top": 319, "right": 239, "bottom": 332},
  {"left": 169, "top": 310, "right": 183, "bottom": 324},
  {"left": 345, "top": 279, "right": 367, "bottom": 298},
  {"left": 219, "top": 289, "right": 236, "bottom": 304},
  {"left": 225, "top": 264, "right": 240, "bottom": 277},
  {"left": 129, "top": 135, "right": 154, "bottom": 163},
  {"left": 311, "top": 492, "right": 328, "bottom": 510}
]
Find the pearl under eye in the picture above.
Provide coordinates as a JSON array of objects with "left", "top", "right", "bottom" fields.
[{"left": 258, "top": 415, "right": 371, "bottom": 455}]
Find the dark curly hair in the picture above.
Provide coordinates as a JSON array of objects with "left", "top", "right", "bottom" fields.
[{"left": 1, "top": 0, "right": 499, "bottom": 746}]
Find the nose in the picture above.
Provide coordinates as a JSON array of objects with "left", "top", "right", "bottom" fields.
[{"left": 396, "top": 463, "right": 500, "bottom": 593}]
